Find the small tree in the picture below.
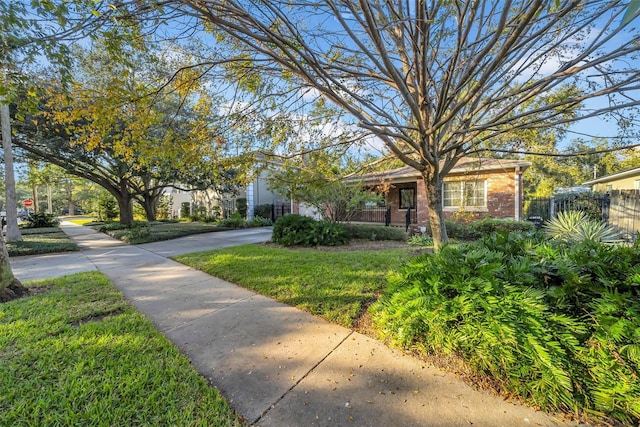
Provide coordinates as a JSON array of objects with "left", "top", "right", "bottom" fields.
[
  {"left": 236, "top": 197, "right": 247, "bottom": 218},
  {"left": 267, "top": 151, "right": 382, "bottom": 222},
  {"left": 155, "top": 195, "right": 174, "bottom": 220},
  {"left": 98, "top": 193, "right": 119, "bottom": 221},
  {"left": 180, "top": 202, "right": 191, "bottom": 219}
]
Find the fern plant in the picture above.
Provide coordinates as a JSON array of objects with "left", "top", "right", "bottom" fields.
[
  {"left": 371, "top": 232, "right": 640, "bottom": 424},
  {"left": 544, "top": 210, "right": 620, "bottom": 244}
]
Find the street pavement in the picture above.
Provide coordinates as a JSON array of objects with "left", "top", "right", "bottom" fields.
[{"left": 9, "top": 222, "right": 578, "bottom": 427}]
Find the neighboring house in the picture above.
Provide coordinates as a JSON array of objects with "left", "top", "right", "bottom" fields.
[
  {"left": 164, "top": 188, "right": 193, "bottom": 218},
  {"left": 583, "top": 166, "right": 640, "bottom": 192},
  {"left": 353, "top": 157, "right": 531, "bottom": 228},
  {"left": 164, "top": 169, "right": 293, "bottom": 220},
  {"left": 243, "top": 168, "right": 292, "bottom": 220}
]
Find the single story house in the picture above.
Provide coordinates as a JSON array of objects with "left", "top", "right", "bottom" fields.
[
  {"left": 353, "top": 157, "right": 531, "bottom": 228},
  {"left": 583, "top": 166, "right": 640, "bottom": 192}
]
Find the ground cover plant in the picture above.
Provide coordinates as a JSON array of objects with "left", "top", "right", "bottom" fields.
[
  {"left": 0, "top": 272, "right": 243, "bottom": 426},
  {"left": 444, "top": 217, "right": 537, "bottom": 241},
  {"left": 6, "top": 227, "right": 78, "bottom": 256},
  {"left": 370, "top": 231, "right": 640, "bottom": 425},
  {"left": 174, "top": 244, "right": 411, "bottom": 327},
  {"left": 91, "top": 220, "right": 234, "bottom": 244}
]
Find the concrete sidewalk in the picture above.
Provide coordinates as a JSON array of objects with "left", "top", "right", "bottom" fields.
[{"left": 10, "top": 222, "right": 575, "bottom": 427}]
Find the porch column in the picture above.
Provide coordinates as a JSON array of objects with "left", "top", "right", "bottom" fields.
[{"left": 247, "top": 181, "right": 254, "bottom": 220}]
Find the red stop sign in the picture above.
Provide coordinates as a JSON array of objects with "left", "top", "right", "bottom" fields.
[{"left": 23, "top": 199, "right": 34, "bottom": 208}]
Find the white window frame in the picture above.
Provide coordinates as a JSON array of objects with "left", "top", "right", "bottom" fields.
[{"left": 442, "top": 180, "right": 487, "bottom": 209}]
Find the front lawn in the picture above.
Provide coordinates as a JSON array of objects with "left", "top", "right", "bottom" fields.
[
  {"left": 0, "top": 272, "right": 243, "bottom": 426},
  {"left": 174, "top": 244, "right": 412, "bottom": 327},
  {"left": 6, "top": 227, "right": 78, "bottom": 256},
  {"left": 176, "top": 236, "right": 640, "bottom": 425}
]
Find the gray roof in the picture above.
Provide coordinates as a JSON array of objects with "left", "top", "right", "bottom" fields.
[{"left": 354, "top": 158, "right": 531, "bottom": 183}]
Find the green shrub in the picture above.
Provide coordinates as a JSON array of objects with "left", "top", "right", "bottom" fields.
[
  {"left": 272, "top": 214, "right": 318, "bottom": 246},
  {"left": 444, "top": 218, "right": 536, "bottom": 240},
  {"left": 218, "top": 213, "right": 248, "bottom": 229},
  {"left": 248, "top": 216, "right": 273, "bottom": 227},
  {"left": 272, "top": 214, "right": 350, "bottom": 246},
  {"left": 312, "top": 221, "right": 350, "bottom": 246},
  {"left": 254, "top": 204, "right": 272, "bottom": 220},
  {"left": 236, "top": 197, "right": 247, "bottom": 218},
  {"left": 371, "top": 233, "right": 640, "bottom": 424},
  {"left": 23, "top": 212, "right": 59, "bottom": 228},
  {"left": 180, "top": 202, "right": 191, "bottom": 218},
  {"left": 98, "top": 193, "right": 119, "bottom": 221},
  {"left": 342, "top": 224, "right": 407, "bottom": 241}
]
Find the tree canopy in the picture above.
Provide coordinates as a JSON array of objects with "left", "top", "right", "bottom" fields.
[
  {"left": 14, "top": 40, "right": 241, "bottom": 225},
  {"left": 101, "top": 0, "right": 640, "bottom": 248}
]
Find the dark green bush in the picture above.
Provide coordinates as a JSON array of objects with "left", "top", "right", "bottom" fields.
[
  {"left": 23, "top": 212, "right": 59, "bottom": 228},
  {"left": 312, "top": 221, "right": 350, "bottom": 246},
  {"left": 254, "top": 204, "right": 273, "bottom": 220},
  {"left": 444, "top": 218, "right": 536, "bottom": 240},
  {"left": 236, "top": 198, "right": 248, "bottom": 218},
  {"left": 272, "top": 214, "right": 318, "bottom": 246},
  {"left": 272, "top": 214, "right": 350, "bottom": 246},
  {"left": 371, "top": 232, "right": 640, "bottom": 424},
  {"left": 342, "top": 224, "right": 407, "bottom": 241}
]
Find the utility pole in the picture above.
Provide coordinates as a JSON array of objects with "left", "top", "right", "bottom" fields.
[{"left": 1, "top": 95, "right": 23, "bottom": 242}]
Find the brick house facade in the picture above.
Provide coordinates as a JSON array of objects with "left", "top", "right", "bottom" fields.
[{"left": 355, "top": 158, "right": 530, "bottom": 228}]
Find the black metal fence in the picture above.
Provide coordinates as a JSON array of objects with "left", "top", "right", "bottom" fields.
[
  {"left": 271, "top": 200, "right": 292, "bottom": 222},
  {"left": 350, "top": 207, "right": 417, "bottom": 226},
  {"left": 524, "top": 194, "right": 610, "bottom": 223},
  {"left": 524, "top": 191, "right": 640, "bottom": 241},
  {"left": 350, "top": 207, "right": 388, "bottom": 223}
]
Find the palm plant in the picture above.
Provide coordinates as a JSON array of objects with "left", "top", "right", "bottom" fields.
[{"left": 544, "top": 210, "right": 621, "bottom": 244}]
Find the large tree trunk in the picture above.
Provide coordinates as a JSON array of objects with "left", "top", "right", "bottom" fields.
[
  {"left": 0, "top": 238, "right": 27, "bottom": 302},
  {"left": 116, "top": 194, "right": 134, "bottom": 226},
  {"left": 421, "top": 170, "right": 449, "bottom": 250},
  {"left": 141, "top": 196, "right": 157, "bottom": 222},
  {"left": 1, "top": 101, "right": 22, "bottom": 243}
]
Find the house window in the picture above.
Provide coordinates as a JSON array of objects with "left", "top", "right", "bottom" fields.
[
  {"left": 443, "top": 180, "right": 486, "bottom": 208},
  {"left": 399, "top": 188, "right": 415, "bottom": 209},
  {"left": 634, "top": 180, "right": 640, "bottom": 190}
]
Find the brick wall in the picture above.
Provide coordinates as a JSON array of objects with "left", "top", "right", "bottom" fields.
[
  {"left": 382, "top": 169, "right": 520, "bottom": 227},
  {"left": 385, "top": 183, "right": 417, "bottom": 224}
]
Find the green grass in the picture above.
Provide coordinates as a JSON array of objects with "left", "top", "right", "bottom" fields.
[
  {"left": 68, "top": 217, "right": 97, "bottom": 225},
  {"left": 93, "top": 221, "right": 235, "bottom": 244},
  {"left": 174, "top": 244, "right": 412, "bottom": 327},
  {"left": 0, "top": 272, "right": 243, "bottom": 427},
  {"left": 6, "top": 227, "right": 78, "bottom": 256}
]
